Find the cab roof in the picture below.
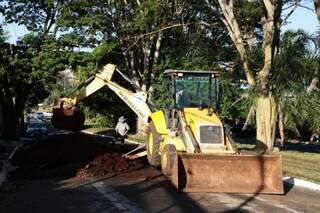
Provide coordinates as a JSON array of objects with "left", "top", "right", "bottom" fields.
[{"left": 164, "top": 69, "right": 219, "bottom": 77}]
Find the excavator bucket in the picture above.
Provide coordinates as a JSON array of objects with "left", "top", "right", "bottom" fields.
[
  {"left": 172, "top": 153, "right": 284, "bottom": 194},
  {"left": 51, "top": 106, "right": 85, "bottom": 131}
]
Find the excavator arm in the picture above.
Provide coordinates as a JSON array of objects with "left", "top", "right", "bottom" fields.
[{"left": 52, "top": 64, "right": 152, "bottom": 130}]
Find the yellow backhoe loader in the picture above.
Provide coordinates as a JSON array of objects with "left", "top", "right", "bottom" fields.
[{"left": 52, "top": 64, "right": 283, "bottom": 194}]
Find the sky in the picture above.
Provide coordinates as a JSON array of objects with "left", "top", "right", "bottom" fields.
[
  {"left": 282, "top": 1, "right": 319, "bottom": 33},
  {"left": 0, "top": 1, "right": 319, "bottom": 45}
]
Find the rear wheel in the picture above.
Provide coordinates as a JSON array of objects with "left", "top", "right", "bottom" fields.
[
  {"left": 147, "top": 121, "right": 161, "bottom": 167},
  {"left": 161, "top": 144, "right": 177, "bottom": 176}
]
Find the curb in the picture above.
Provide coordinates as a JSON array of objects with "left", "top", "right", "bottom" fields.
[
  {"left": 125, "top": 139, "right": 144, "bottom": 145},
  {"left": 283, "top": 176, "right": 320, "bottom": 192},
  {"left": 81, "top": 130, "right": 116, "bottom": 141},
  {"left": 80, "top": 130, "right": 144, "bottom": 145}
]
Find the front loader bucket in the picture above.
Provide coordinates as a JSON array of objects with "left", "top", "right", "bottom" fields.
[
  {"left": 172, "top": 153, "right": 283, "bottom": 194},
  {"left": 51, "top": 107, "right": 85, "bottom": 131}
]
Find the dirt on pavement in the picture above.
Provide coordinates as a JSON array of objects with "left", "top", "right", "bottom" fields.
[
  {"left": 12, "top": 133, "right": 146, "bottom": 179},
  {"left": 0, "top": 133, "right": 154, "bottom": 213},
  {"left": 2, "top": 133, "right": 320, "bottom": 213}
]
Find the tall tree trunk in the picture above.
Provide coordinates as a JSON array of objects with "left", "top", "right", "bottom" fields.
[
  {"left": 2, "top": 109, "right": 18, "bottom": 138},
  {"left": 136, "top": 83, "right": 149, "bottom": 136},
  {"left": 135, "top": 33, "right": 163, "bottom": 136},
  {"left": 315, "top": 0, "right": 320, "bottom": 21},
  {"left": 0, "top": 104, "right": 3, "bottom": 137},
  {"left": 136, "top": 116, "right": 148, "bottom": 136},
  {"left": 215, "top": 0, "right": 280, "bottom": 149},
  {"left": 0, "top": 91, "right": 17, "bottom": 138},
  {"left": 256, "top": 95, "right": 270, "bottom": 149},
  {"left": 216, "top": 0, "right": 255, "bottom": 85},
  {"left": 255, "top": 0, "right": 277, "bottom": 150},
  {"left": 307, "top": 68, "right": 319, "bottom": 93},
  {"left": 256, "top": 94, "right": 276, "bottom": 150},
  {"left": 243, "top": 106, "right": 255, "bottom": 130},
  {"left": 278, "top": 104, "right": 285, "bottom": 146}
]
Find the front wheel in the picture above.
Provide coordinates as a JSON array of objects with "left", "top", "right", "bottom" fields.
[
  {"left": 147, "top": 121, "right": 161, "bottom": 167},
  {"left": 161, "top": 144, "right": 177, "bottom": 176}
]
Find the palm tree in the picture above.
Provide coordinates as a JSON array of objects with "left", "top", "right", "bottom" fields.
[
  {"left": 272, "top": 30, "right": 320, "bottom": 145},
  {"left": 315, "top": 0, "right": 320, "bottom": 21}
]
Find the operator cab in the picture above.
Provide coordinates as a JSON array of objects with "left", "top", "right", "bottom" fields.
[{"left": 163, "top": 69, "right": 220, "bottom": 112}]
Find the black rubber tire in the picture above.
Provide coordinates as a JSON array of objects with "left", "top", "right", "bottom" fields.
[
  {"left": 161, "top": 144, "right": 177, "bottom": 177},
  {"left": 147, "top": 121, "right": 161, "bottom": 167}
]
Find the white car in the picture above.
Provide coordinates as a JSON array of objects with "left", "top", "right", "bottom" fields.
[{"left": 43, "top": 112, "right": 53, "bottom": 118}]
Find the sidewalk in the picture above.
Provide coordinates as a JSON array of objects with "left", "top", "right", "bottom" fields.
[{"left": 0, "top": 139, "right": 20, "bottom": 186}]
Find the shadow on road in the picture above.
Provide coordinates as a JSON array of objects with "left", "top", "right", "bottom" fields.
[
  {"left": 0, "top": 132, "right": 207, "bottom": 212},
  {"left": 280, "top": 143, "right": 320, "bottom": 154},
  {"left": 0, "top": 133, "right": 292, "bottom": 213},
  {"left": 112, "top": 171, "right": 207, "bottom": 212}
]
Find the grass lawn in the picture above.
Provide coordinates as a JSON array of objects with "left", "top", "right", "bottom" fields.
[
  {"left": 127, "top": 134, "right": 146, "bottom": 143},
  {"left": 82, "top": 127, "right": 147, "bottom": 143},
  {"left": 281, "top": 150, "right": 320, "bottom": 183},
  {"left": 235, "top": 137, "right": 320, "bottom": 184}
]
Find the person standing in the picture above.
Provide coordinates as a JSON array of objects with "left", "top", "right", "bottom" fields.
[{"left": 115, "top": 116, "right": 130, "bottom": 144}]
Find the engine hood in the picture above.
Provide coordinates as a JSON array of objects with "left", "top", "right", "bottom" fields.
[{"left": 183, "top": 108, "right": 225, "bottom": 150}]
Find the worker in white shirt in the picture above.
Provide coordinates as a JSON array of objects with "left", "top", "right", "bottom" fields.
[{"left": 115, "top": 116, "right": 130, "bottom": 144}]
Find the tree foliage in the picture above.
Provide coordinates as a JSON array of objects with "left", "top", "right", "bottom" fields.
[
  {"left": 1, "top": 0, "right": 318, "bottom": 141},
  {"left": 0, "top": 0, "right": 67, "bottom": 34},
  {"left": 273, "top": 30, "right": 320, "bottom": 139}
]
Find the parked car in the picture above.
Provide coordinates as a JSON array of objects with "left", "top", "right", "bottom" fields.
[
  {"left": 26, "top": 122, "right": 48, "bottom": 137},
  {"left": 35, "top": 112, "right": 45, "bottom": 121},
  {"left": 43, "top": 112, "right": 53, "bottom": 122},
  {"left": 43, "top": 112, "right": 53, "bottom": 118}
]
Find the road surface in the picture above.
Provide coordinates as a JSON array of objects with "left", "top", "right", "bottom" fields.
[
  {"left": 1, "top": 132, "right": 319, "bottom": 213},
  {"left": 1, "top": 160, "right": 320, "bottom": 213}
]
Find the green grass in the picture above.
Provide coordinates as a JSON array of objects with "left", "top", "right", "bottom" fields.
[
  {"left": 281, "top": 150, "right": 320, "bottom": 183},
  {"left": 82, "top": 127, "right": 147, "bottom": 143},
  {"left": 127, "top": 134, "right": 146, "bottom": 143},
  {"left": 234, "top": 137, "right": 320, "bottom": 184}
]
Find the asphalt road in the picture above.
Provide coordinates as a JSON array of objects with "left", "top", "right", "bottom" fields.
[
  {"left": 92, "top": 167, "right": 320, "bottom": 213},
  {"left": 1, "top": 164, "right": 320, "bottom": 213},
  {"left": 1, "top": 129, "right": 320, "bottom": 213}
]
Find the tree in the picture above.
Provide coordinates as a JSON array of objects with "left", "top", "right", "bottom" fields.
[
  {"left": 0, "top": 0, "right": 66, "bottom": 34},
  {"left": 315, "top": 0, "right": 320, "bottom": 21},
  {"left": 0, "top": 33, "right": 66, "bottom": 137},
  {"left": 204, "top": 0, "right": 283, "bottom": 150},
  {"left": 0, "top": 1, "right": 99, "bottom": 137},
  {"left": 273, "top": 30, "right": 320, "bottom": 144},
  {"left": 56, "top": 0, "right": 221, "bottom": 134}
]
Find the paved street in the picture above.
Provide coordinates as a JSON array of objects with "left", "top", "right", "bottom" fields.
[
  {"left": 1, "top": 163, "right": 320, "bottom": 213},
  {"left": 1, "top": 131, "right": 319, "bottom": 213}
]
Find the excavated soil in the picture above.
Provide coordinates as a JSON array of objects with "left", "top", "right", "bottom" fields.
[{"left": 12, "top": 133, "right": 145, "bottom": 179}]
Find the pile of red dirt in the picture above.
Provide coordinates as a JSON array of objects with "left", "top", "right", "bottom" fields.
[
  {"left": 76, "top": 153, "right": 130, "bottom": 178},
  {"left": 12, "top": 133, "right": 142, "bottom": 178}
]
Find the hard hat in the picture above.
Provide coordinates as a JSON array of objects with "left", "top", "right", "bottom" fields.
[{"left": 119, "top": 116, "right": 126, "bottom": 122}]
